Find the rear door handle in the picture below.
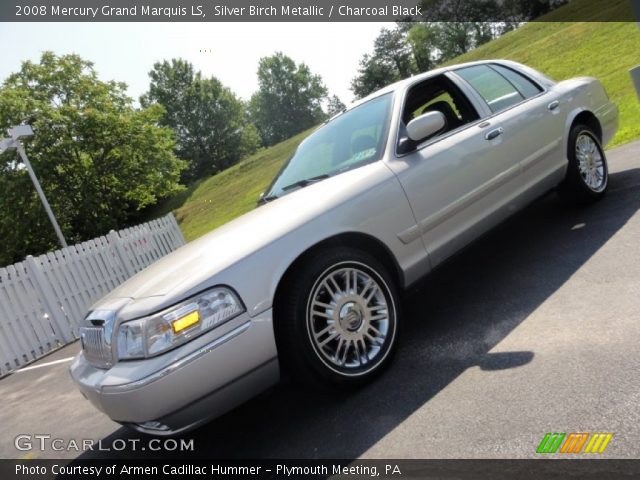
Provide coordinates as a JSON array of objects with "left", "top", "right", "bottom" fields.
[
  {"left": 484, "top": 127, "right": 504, "bottom": 141},
  {"left": 548, "top": 100, "right": 560, "bottom": 111}
]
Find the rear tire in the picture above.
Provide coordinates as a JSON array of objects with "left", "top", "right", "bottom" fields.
[
  {"left": 558, "top": 123, "right": 608, "bottom": 204},
  {"left": 275, "top": 247, "right": 400, "bottom": 389}
]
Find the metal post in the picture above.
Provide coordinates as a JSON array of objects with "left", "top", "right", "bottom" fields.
[
  {"left": 632, "top": 66, "right": 640, "bottom": 102},
  {"left": 633, "top": 1, "right": 640, "bottom": 101},
  {"left": 15, "top": 142, "right": 68, "bottom": 248}
]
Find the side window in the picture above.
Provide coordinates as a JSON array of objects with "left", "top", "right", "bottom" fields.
[
  {"left": 397, "top": 75, "right": 480, "bottom": 153},
  {"left": 491, "top": 64, "right": 542, "bottom": 98},
  {"left": 456, "top": 65, "right": 524, "bottom": 113},
  {"left": 411, "top": 92, "right": 461, "bottom": 121},
  {"left": 399, "top": 75, "right": 479, "bottom": 144}
]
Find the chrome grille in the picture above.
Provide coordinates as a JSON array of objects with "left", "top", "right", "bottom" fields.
[{"left": 80, "top": 326, "right": 112, "bottom": 368}]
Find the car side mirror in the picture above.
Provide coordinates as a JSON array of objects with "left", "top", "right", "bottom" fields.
[{"left": 406, "top": 111, "right": 446, "bottom": 142}]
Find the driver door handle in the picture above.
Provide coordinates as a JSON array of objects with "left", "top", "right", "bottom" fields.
[
  {"left": 484, "top": 127, "right": 504, "bottom": 141},
  {"left": 548, "top": 100, "right": 560, "bottom": 111}
]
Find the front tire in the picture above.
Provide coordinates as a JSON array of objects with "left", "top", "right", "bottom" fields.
[
  {"left": 275, "top": 247, "right": 400, "bottom": 389},
  {"left": 559, "top": 124, "right": 608, "bottom": 204}
]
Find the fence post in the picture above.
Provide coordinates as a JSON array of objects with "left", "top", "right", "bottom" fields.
[
  {"left": 167, "top": 213, "right": 186, "bottom": 246},
  {"left": 25, "top": 255, "right": 74, "bottom": 343},
  {"left": 107, "top": 230, "right": 135, "bottom": 278}
]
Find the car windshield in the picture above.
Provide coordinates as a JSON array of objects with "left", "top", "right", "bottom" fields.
[{"left": 265, "top": 93, "right": 392, "bottom": 198}]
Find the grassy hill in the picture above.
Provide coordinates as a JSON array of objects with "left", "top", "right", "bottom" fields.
[
  {"left": 153, "top": 128, "right": 315, "bottom": 241},
  {"left": 157, "top": 11, "right": 640, "bottom": 241}
]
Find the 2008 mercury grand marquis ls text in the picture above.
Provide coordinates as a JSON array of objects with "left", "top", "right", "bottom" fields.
[{"left": 71, "top": 60, "right": 617, "bottom": 435}]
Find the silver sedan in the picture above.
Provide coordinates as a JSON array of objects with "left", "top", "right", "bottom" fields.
[{"left": 70, "top": 60, "right": 618, "bottom": 435}]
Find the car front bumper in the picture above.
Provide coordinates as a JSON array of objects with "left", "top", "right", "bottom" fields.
[{"left": 69, "top": 309, "right": 279, "bottom": 435}]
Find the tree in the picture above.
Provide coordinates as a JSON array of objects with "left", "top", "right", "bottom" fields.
[
  {"left": 351, "top": 19, "right": 507, "bottom": 99},
  {"left": 431, "top": 23, "right": 490, "bottom": 62},
  {"left": 141, "top": 59, "right": 258, "bottom": 180},
  {"left": 0, "top": 52, "right": 185, "bottom": 265},
  {"left": 406, "top": 23, "right": 439, "bottom": 72},
  {"left": 351, "top": 26, "right": 421, "bottom": 99},
  {"left": 372, "top": 27, "right": 416, "bottom": 79},
  {"left": 351, "top": 2, "right": 568, "bottom": 100},
  {"left": 249, "top": 53, "right": 327, "bottom": 146},
  {"left": 351, "top": 52, "right": 402, "bottom": 100},
  {"left": 326, "top": 95, "right": 346, "bottom": 117},
  {"left": 417, "top": 0, "right": 564, "bottom": 57}
]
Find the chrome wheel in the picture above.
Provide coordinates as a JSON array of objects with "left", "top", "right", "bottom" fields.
[
  {"left": 575, "top": 132, "right": 606, "bottom": 192},
  {"left": 306, "top": 263, "right": 395, "bottom": 375}
]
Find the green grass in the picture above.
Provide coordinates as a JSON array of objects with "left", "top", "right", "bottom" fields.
[
  {"left": 156, "top": 1, "right": 640, "bottom": 240},
  {"left": 156, "top": 128, "right": 315, "bottom": 240}
]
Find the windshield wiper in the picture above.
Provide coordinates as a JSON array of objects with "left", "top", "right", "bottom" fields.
[
  {"left": 257, "top": 194, "right": 279, "bottom": 206},
  {"left": 259, "top": 174, "right": 331, "bottom": 206},
  {"left": 281, "top": 174, "right": 330, "bottom": 192}
]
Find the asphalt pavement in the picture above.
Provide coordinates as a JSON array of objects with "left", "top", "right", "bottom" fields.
[{"left": 1, "top": 141, "right": 638, "bottom": 460}]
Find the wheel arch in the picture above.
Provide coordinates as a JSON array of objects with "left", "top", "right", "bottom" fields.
[
  {"left": 572, "top": 110, "right": 602, "bottom": 141},
  {"left": 558, "top": 106, "right": 608, "bottom": 202},
  {"left": 561, "top": 108, "right": 602, "bottom": 168},
  {"left": 272, "top": 232, "right": 404, "bottom": 321}
]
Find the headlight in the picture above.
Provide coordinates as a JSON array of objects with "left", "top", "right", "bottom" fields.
[{"left": 116, "top": 287, "right": 244, "bottom": 360}]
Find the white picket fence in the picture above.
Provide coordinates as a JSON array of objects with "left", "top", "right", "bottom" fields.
[{"left": 0, "top": 213, "right": 185, "bottom": 377}]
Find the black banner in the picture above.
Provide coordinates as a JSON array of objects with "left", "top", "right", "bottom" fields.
[
  {"left": 3, "top": 459, "right": 640, "bottom": 480},
  {"left": 2, "top": 0, "right": 640, "bottom": 22}
]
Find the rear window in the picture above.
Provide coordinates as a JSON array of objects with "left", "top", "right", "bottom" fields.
[
  {"left": 456, "top": 64, "right": 525, "bottom": 113},
  {"left": 490, "top": 64, "right": 542, "bottom": 99}
]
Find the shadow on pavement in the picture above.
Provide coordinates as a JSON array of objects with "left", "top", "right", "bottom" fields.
[{"left": 77, "top": 167, "right": 640, "bottom": 460}]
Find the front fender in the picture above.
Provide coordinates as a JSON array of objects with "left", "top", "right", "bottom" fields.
[{"left": 218, "top": 169, "right": 426, "bottom": 317}]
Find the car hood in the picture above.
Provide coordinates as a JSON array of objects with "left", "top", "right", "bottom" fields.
[{"left": 101, "top": 162, "right": 391, "bottom": 305}]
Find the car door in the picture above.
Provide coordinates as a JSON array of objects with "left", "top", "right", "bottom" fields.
[
  {"left": 388, "top": 72, "right": 521, "bottom": 267},
  {"left": 453, "top": 63, "right": 565, "bottom": 215}
]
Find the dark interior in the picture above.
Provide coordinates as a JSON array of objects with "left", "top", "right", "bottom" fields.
[{"left": 398, "top": 74, "right": 480, "bottom": 152}]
